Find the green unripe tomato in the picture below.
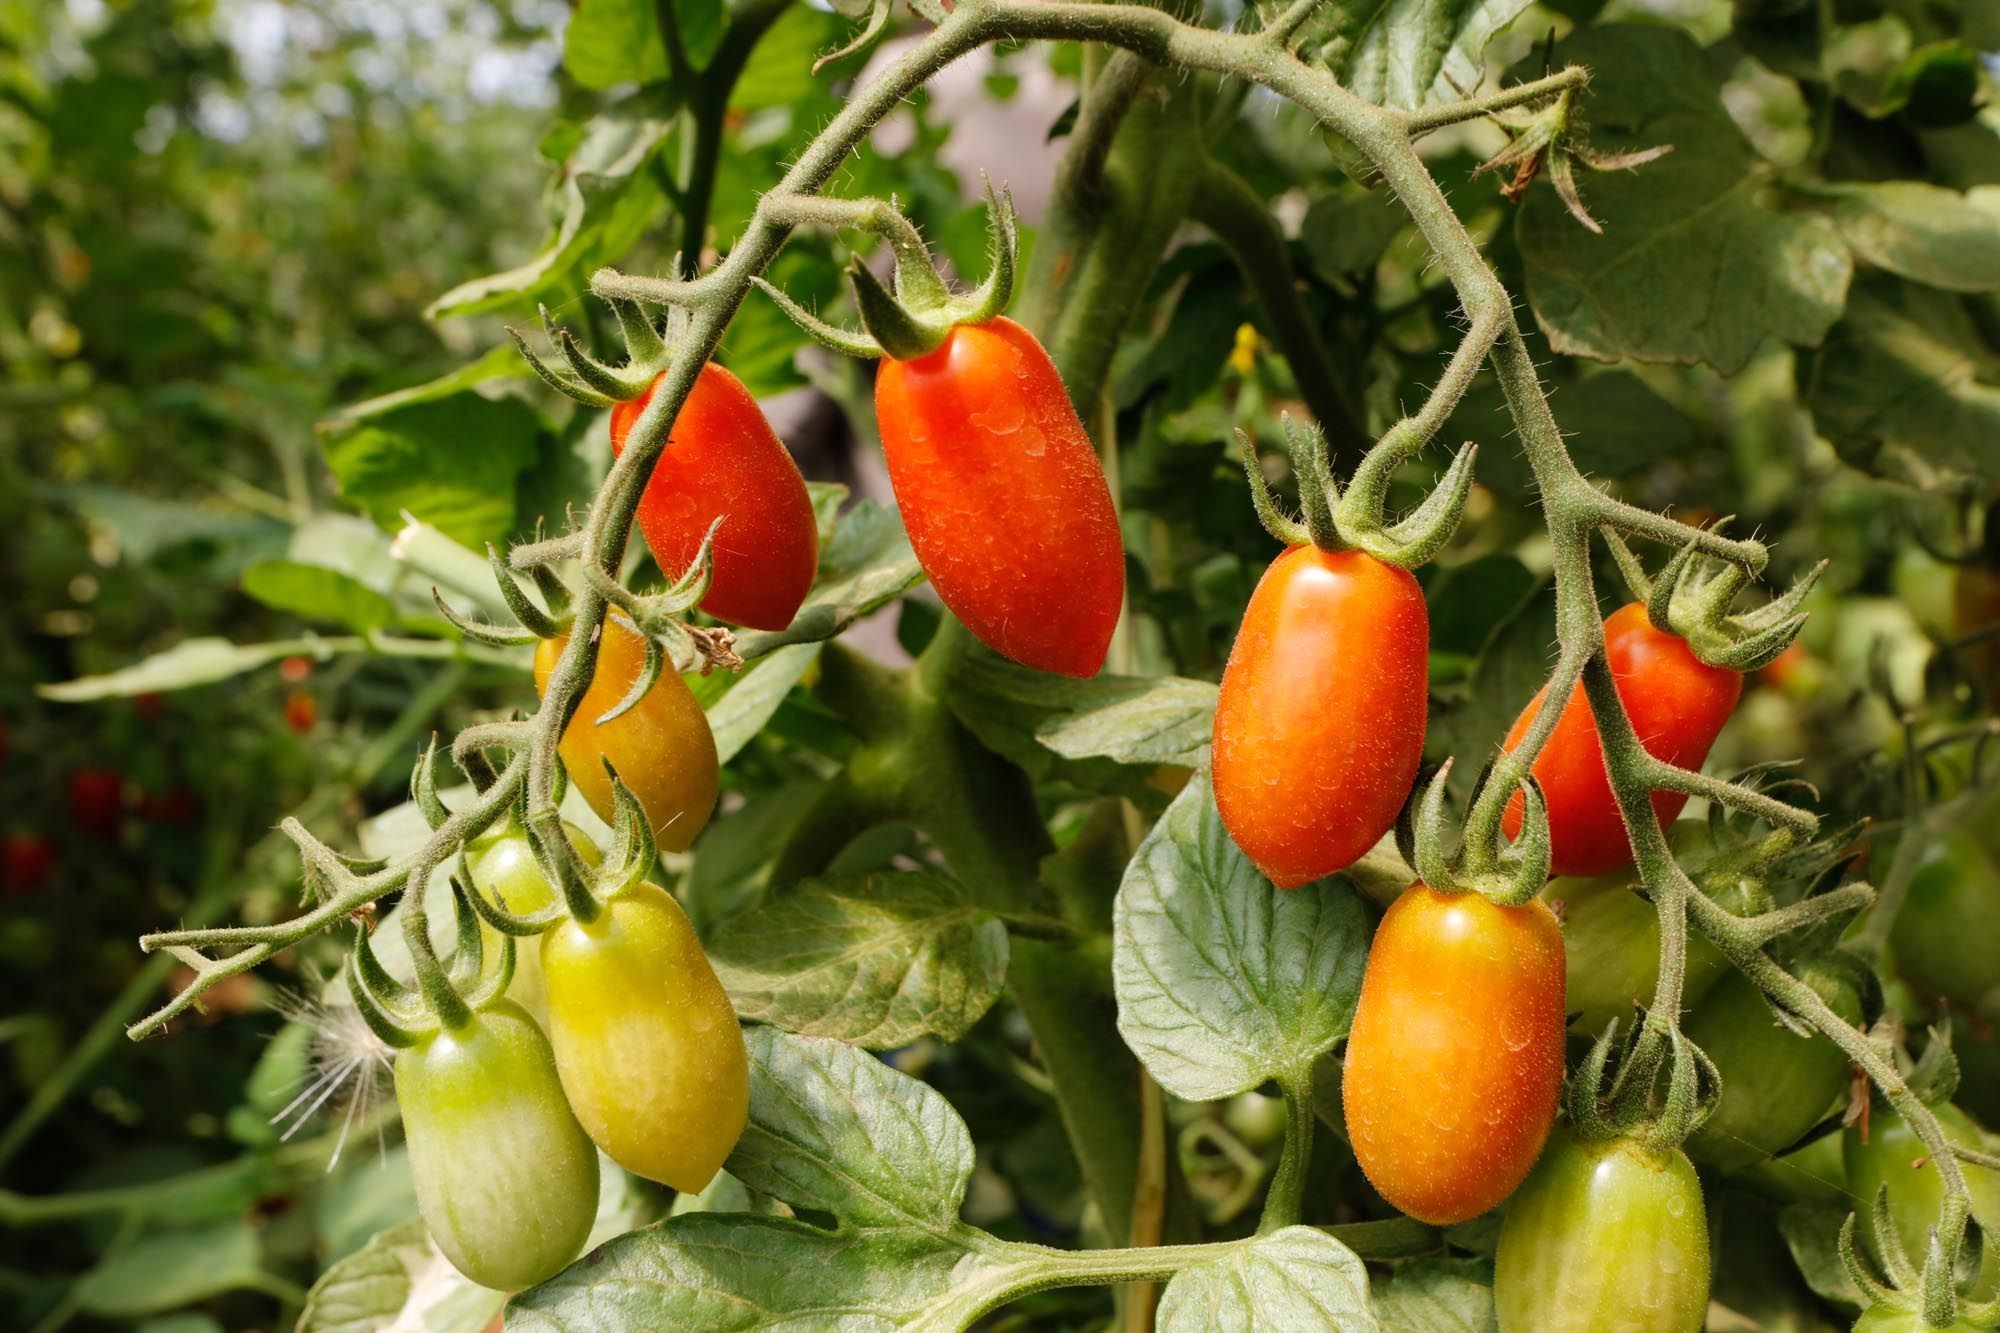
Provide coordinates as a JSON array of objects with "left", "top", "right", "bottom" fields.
[
  {"left": 1844, "top": 1103, "right": 2000, "bottom": 1301},
  {"left": 1890, "top": 833, "right": 2000, "bottom": 1008},
  {"left": 1493, "top": 1131, "right": 1709, "bottom": 1333},
  {"left": 1685, "top": 961, "right": 1863, "bottom": 1169},
  {"left": 1221, "top": 1091, "right": 1287, "bottom": 1150},
  {"left": 461, "top": 819, "right": 602, "bottom": 1024},
  {"left": 542, "top": 881, "right": 748, "bottom": 1192},
  {"left": 1546, "top": 875, "right": 1728, "bottom": 1038},
  {"left": 394, "top": 999, "right": 599, "bottom": 1291}
]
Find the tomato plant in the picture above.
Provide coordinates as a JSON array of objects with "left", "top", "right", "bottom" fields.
[
  {"left": 1493, "top": 1130, "right": 1710, "bottom": 1333},
  {"left": 13, "top": 0, "right": 2000, "bottom": 1327},
  {"left": 611, "top": 364, "right": 819, "bottom": 631},
  {"left": 874, "top": 317, "right": 1124, "bottom": 678},
  {"left": 541, "top": 880, "right": 748, "bottom": 1192},
  {"left": 1503, "top": 604, "right": 1743, "bottom": 877},
  {"left": 1341, "top": 884, "right": 1565, "bottom": 1224},
  {"left": 394, "top": 999, "right": 600, "bottom": 1291},
  {"left": 1211, "top": 547, "right": 1427, "bottom": 888},
  {"left": 534, "top": 620, "right": 718, "bottom": 851}
]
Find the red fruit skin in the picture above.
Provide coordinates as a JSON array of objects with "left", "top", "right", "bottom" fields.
[
  {"left": 1211, "top": 547, "right": 1428, "bottom": 889},
  {"left": 284, "top": 690, "right": 317, "bottom": 735},
  {"left": 873, "top": 318, "right": 1124, "bottom": 678},
  {"left": 3, "top": 834, "right": 54, "bottom": 895},
  {"left": 1502, "top": 603, "right": 1743, "bottom": 878},
  {"left": 67, "top": 767, "right": 124, "bottom": 838},
  {"left": 1341, "top": 884, "right": 1567, "bottom": 1225},
  {"left": 611, "top": 364, "right": 819, "bottom": 632}
]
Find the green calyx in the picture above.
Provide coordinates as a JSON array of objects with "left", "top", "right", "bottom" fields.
[
  {"left": 755, "top": 178, "right": 1020, "bottom": 363},
  {"left": 508, "top": 297, "right": 675, "bottom": 407},
  {"left": 348, "top": 875, "right": 515, "bottom": 1049},
  {"left": 1609, "top": 529, "right": 1822, "bottom": 672},
  {"left": 1239, "top": 414, "right": 1476, "bottom": 571}
]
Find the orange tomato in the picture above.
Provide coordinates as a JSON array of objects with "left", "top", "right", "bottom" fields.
[
  {"left": 533, "top": 620, "right": 717, "bottom": 851},
  {"left": 1342, "top": 884, "right": 1566, "bottom": 1224},
  {"left": 874, "top": 317, "right": 1125, "bottom": 678},
  {"left": 1211, "top": 547, "right": 1428, "bottom": 888}
]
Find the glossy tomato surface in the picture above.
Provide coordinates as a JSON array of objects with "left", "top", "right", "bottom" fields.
[
  {"left": 1342, "top": 884, "right": 1566, "bottom": 1224},
  {"left": 461, "top": 818, "right": 601, "bottom": 1023},
  {"left": 1845, "top": 1102, "right": 2000, "bottom": 1300},
  {"left": 1210, "top": 546, "right": 1427, "bottom": 889},
  {"left": 1684, "top": 962, "right": 1860, "bottom": 1169},
  {"left": 542, "top": 880, "right": 748, "bottom": 1192},
  {"left": 1493, "top": 1131, "right": 1709, "bottom": 1333},
  {"left": 1503, "top": 603, "right": 1743, "bottom": 877},
  {"left": 874, "top": 317, "right": 1123, "bottom": 678},
  {"left": 1890, "top": 831, "right": 2000, "bottom": 1007},
  {"left": 533, "top": 620, "right": 717, "bottom": 851},
  {"left": 394, "top": 999, "right": 599, "bottom": 1292},
  {"left": 611, "top": 364, "right": 818, "bottom": 631}
]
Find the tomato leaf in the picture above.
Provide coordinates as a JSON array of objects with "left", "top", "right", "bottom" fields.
[
  {"left": 1517, "top": 25, "right": 1851, "bottom": 373},
  {"left": 1322, "top": 0, "right": 1535, "bottom": 112},
  {"left": 1776, "top": 1201, "right": 1868, "bottom": 1313},
  {"left": 241, "top": 560, "right": 399, "bottom": 633},
  {"left": 733, "top": 497, "right": 922, "bottom": 658},
  {"left": 1113, "top": 774, "right": 1371, "bottom": 1101},
  {"left": 37, "top": 637, "right": 314, "bottom": 701},
  {"left": 727, "top": 1027, "right": 973, "bottom": 1228},
  {"left": 1833, "top": 182, "right": 2000, "bottom": 293},
  {"left": 694, "top": 641, "right": 821, "bottom": 763},
  {"left": 296, "top": 1218, "right": 504, "bottom": 1333},
  {"left": 1807, "top": 273, "right": 2000, "bottom": 482},
  {"left": 323, "top": 346, "right": 527, "bottom": 431},
  {"left": 427, "top": 111, "right": 672, "bottom": 319},
  {"left": 76, "top": 1221, "right": 267, "bottom": 1318},
  {"left": 709, "top": 871, "right": 1008, "bottom": 1047},
  {"left": 951, "top": 652, "right": 1219, "bottom": 769},
  {"left": 320, "top": 394, "right": 543, "bottom": 548},
  {"left": 1372, "top": 1256, "right": 1498, "bottom": 1332},
  {"left": 1157, "top": 1227, "right": 1378, "bottom": 1331}
]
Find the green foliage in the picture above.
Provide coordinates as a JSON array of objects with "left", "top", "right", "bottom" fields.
[{"left": 9, "top": 0, "right": 2000, "bottom": 1327}]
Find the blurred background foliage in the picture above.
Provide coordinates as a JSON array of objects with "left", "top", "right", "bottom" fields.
[{"left": 3, "top": 0, "right": 2000, "bottom": 1327}]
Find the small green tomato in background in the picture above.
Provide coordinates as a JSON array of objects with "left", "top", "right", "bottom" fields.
[
  {"left": 1888, "top": 833, "right": 2000, "bottom": 1009},
  {"left": 1683, "top": 959, "right": 1863, "bottom": 1169},
  {"left": 461, "top": 818, "right": 602, "bottom": 1023},
  {"left": 1844, "top": 1102, "right": 2000, "bottom": 1301},
  {"left": 395, "top": 998, "right": 599, "bottom": 1291},
  {"left": 1493, "top": 1130, "right": 1709, "bottom": 1333},
  {"left": 542, "top": 880, "right": 748, "bottom": 1192}
]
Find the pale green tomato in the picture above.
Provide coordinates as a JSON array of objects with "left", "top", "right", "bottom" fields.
[
  {"left": 394, "top": 999, "right": 599, "bottom": 1291},
  {"left": 461, "top": 819, "right": 601, "bottom": 1023},
  {"left": 1493, "top": 1132, "right": 1709, "bottom": 1333}
]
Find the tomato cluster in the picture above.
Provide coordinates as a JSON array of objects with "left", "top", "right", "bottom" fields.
[
  {"left": 615, "top": 324, "right": 1127, "bottom": 678},
  {"left": 397, "top": 821, "right": 748, "bottom": 1292}
]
